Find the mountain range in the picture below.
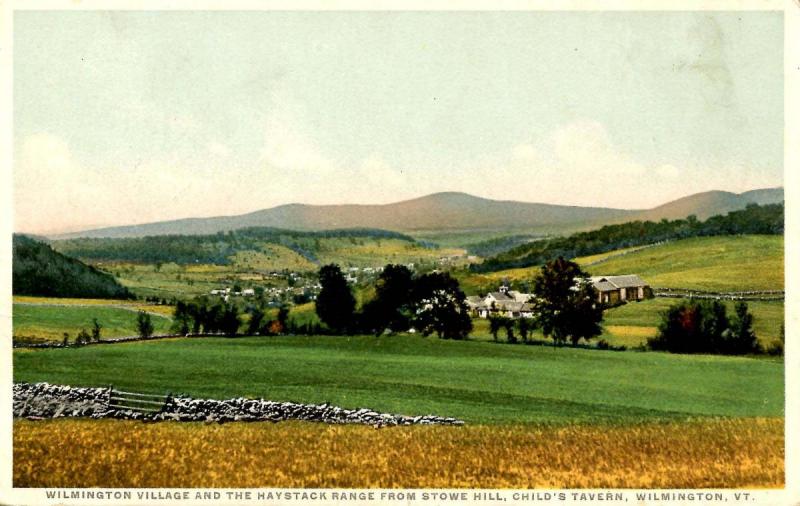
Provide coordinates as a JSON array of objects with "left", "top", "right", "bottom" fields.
[{"left": 52, "top": 187, "right": 784, "bottom": 240}]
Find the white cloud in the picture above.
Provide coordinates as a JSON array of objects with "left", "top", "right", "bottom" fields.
[
  {"left": 14, "top": 116, "right": 781, "bottom": 235},
  {"left": 259, "top": 91, "right": 335, "bottom": 175}
]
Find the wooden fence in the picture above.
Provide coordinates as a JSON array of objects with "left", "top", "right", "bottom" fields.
[{"left": 108, "top": 388, "right": 169, "bottom": 415}]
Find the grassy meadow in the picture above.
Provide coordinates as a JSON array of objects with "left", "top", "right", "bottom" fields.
[
  {"left": 14, "top": 417, "right": 783, "bottom": 488},
  {"left": 13, "top": 335, "right": 783, "bottom": 424},
  {"left": 575, "top": 235, "right": 784, "bottom": 292},
  {"left": 13, "top": 300, "right": 173, "bottom": 342},
  {"left": 459, "top": 235, "right": 783, "bottom": 294}
]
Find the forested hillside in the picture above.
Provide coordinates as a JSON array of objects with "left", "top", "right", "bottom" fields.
[
  {"left": 472, "top": 203, "right": 783, "bottom": 273},
  {"left": 13, "top": 235, "right": 133, "bottom": 299},
  {"left": 52, "top": 227, "right": 426, "bottom": 265}
]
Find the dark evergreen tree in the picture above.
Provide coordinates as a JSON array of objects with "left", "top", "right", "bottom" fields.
[
  {"left": 727, "top": 301, "right": 760, "bottom": 354},
  {"left": 315, "top": 264, "right": 356, "bottom": 333},
  {"left": 172, "top": 301, "right": 192, "bottom": 335},
  {"left": 220, "top": 304, "right": 241, "bottom": 337}
]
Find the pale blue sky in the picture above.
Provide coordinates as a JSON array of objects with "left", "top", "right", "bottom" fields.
[{"left": 13, "top": 11, "right": 783, "bottom": 233}]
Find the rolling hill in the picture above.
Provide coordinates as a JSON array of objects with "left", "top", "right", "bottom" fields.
[
  {"left": 12, "top": 235, "right": 133, "bottom": 299},
  {"left": 50, "top": 188, "right": 783, "bottom": 240},
  {"left": 634, "top": 188, "right": 784, "bottom": 222}
]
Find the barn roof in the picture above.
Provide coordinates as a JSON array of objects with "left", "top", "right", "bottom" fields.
[{"left": 589, "top": 275, "right": 648, "bottom": 291}]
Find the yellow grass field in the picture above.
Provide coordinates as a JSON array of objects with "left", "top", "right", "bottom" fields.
[
  {"left": 12, "top": 296, "right": 174, "bottom": 317},
  {"left": 14, "top": 418, "right": 783, "bottom": 488}
]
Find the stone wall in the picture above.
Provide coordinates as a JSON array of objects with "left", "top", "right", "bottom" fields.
[{"left": 13, "top": 382, "right": 464, "bottom": 427}]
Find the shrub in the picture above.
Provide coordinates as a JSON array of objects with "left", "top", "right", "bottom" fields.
[
  {"left": 136, "top": 311, "right": 155, "bottom": 339},
  {"left": 648, "top": 300, "right": 761, "bottom": 355}
]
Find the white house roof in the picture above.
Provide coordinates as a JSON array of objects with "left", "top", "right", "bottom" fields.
[{"left": 487, "top": 292, "right": 514, "bottom": 302}]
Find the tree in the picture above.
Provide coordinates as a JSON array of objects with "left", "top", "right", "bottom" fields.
[
  {"left": 503, "top": 318, "right": 517, "bottom": 344},
  {"left": 360, "top": 264, "right": 414, "bottom": 335},
  {"left": 315, "top": 264, "right": 356, "bottom": 333},
  {"left": 410, "top": 272, "right": 472, "bottom": 340},
  {"left": 136, "top": 310, "right": 154, "bottom": 338},
  {"left": 220, "top": 304, "right": 241, "bottom": 337},
  {"left": 649, "top": 300, "right": 760, "bottom": 355},
  {"left": 277, "top": 306, "right": 290, "bottom": 330},
  {"left": 247, "top": 306, "right": 266, "bottom": 335},
  {"left": 488, "top": 315, "right": 503, "bottom": 342},
  {"left": 727, "top": 301, "right": 760, "bottom": 355},
  {"left": 172, "top": 301, "right": 192, "bottom": 335},
  {"left": 532, "top": 257, "right": 602, "bottom": 346},
  {"left": 517, "top": 318, "right": 532, "bottom": 343},
  {"left": 315, "top": 264, "right": 356, "bottom": 332},
  {"left": 91, "top": 318, "right": 102, "bottom": 342}
]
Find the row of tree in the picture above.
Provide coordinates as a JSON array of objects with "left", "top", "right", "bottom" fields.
[
  {"left": 315, "top": 264, "right": 473, "bottom": 339},
  {"left": 171, "top": 299, "right": 243, "bottom": 337},
  {"left": 314, "top": 257, "right": 607, "bottom": 345},
  {"left": 473, "top": 203, "right": 783, "bottom": 272},
  {"left": 649, "top": 300, "right": 762, "bottom": 355}
]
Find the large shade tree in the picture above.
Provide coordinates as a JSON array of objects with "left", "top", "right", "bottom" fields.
[
  {"left": 360, "top": 264, "right": 414, "bottom": 335},
  {"left": 411, "top": 272, "right": 472, "bottom": 340},
  {"left": 532, "top": 257, "right": 602, "bottom": 346}
]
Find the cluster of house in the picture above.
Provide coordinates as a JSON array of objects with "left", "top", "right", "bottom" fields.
[
  {"left": 466, "top": 289, "right": 536, "bottom": 319},
  {"left": 209, "top": 283, "right": 323, "bottom": 302},
  {"left": 466, "top": 274, "right": 651, "bottom": 319},
  {"left": 210, "top": 287, "right": 256, "bottom": 297}
]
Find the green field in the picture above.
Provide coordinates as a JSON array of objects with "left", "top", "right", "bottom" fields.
[
  {"left": 13, "top": 304, "right": 173, "bottom": 342},
  {"left": 576, "top": 235, "right": 784, "bottom": 292},
  {"left": 458, "top": 235, "right": 784, "bottom": 295},
  {"left": 13, "top": 335, "right": 783, "bottom": 425}
]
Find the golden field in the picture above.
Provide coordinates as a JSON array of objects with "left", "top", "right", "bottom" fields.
[{"left": 14, "top": 417, "right": 783, "bottom": 489}]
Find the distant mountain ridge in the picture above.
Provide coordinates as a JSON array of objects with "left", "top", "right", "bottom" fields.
[{"left": 51, "top": 187, "right": 784, "bottom": 240}]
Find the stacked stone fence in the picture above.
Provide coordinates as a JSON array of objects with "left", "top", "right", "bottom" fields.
[
  {"left": 12, "top": 332, "right": 227, "bottom": 349},
  {"left": 14, "top": 382, "right": 464, "bottom": 427}
]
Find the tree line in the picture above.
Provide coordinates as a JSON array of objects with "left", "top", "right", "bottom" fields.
[
  {"left": 314, "top": 264, "right": 473, "bottom": 339},
  {"left": 51, "top": 227, "right": 421, "bottom": 265},
  {"left": 472, "top": 203, "right": 783, "bottom": 272},
  {"left": 649, "top": 300, "right": 780, "bottom": 356}
]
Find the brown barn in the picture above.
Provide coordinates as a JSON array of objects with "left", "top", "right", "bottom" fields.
[{"left": 589, "top": 275, "right": 651, "bottom": 304}]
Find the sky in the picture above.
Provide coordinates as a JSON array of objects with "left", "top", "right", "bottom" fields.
[{"left": 13, "top": 10, "right": 784, "bottom": 234}]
